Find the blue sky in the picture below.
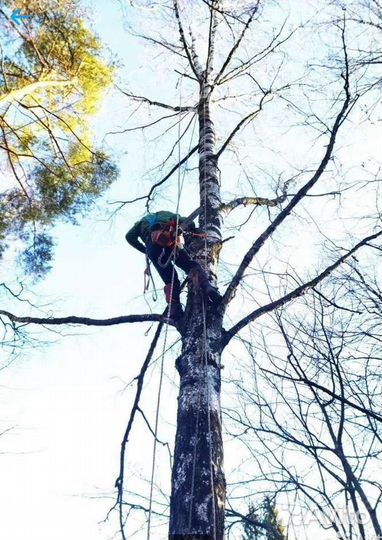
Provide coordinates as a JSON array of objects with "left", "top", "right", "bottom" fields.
[
  {"left": 0, "top": 3, "right": 159, "bottom": 539},
  {"left": 0, "top": 1, "right": 381, "bottom": 539}
]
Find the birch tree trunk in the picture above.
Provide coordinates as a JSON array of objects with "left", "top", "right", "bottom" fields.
[{"left": 169, "top": 82, "right": 226, "bottom": 539}]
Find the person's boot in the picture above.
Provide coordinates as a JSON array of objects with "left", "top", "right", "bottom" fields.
[
  {"left": 164, "top": 283, "right": 184, "bottom": 320},
  {"left": 189, "top": 267, "right": 222, "bottom": 303}
]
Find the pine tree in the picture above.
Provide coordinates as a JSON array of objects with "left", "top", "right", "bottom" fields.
[
  {"left": 0, "top": 0, "right": 117, "bottom": 275},
  {"left": 242, "top": 498, "right": 287, "bottom": 540}
]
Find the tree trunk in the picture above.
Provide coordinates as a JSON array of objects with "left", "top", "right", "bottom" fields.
[{"left": 169, "top": 85, "right": 226, "bottom": 539}]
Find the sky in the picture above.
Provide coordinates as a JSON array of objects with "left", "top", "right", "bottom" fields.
[
  {"left": 0, "top": 1, "right": 381, "bottom": 540},
  {"left": 0, "top": 3, "right": 156, "bottom": 539}
]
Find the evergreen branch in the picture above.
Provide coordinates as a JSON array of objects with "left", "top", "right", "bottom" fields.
[
  {"left": 0, "top": 79, "right": 76, "bottom": 107},
  {"left": 226, "top": 508, "right": 286, "bottom": 540}
]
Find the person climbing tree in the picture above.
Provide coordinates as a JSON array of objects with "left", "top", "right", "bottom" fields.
[{"left": 126, "top": 210, "right": 221, "bottom": 319}]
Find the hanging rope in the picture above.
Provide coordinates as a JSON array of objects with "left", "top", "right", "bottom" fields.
[
  {"left": 146, "top": 317, "right": 168, "bottom": 540},
  {"left": 143, "top": 256, "right": 158, "bottom": 302},
  {"left": 201, "top": 92, "right": 218, "bottom": 540},
  {"left": 146, "top": 78, "right": 198, "bottom": 540},
  {"left": 186, "top": 86, "right": 218, "bottom": 539},
  {"left": 145, "top": 71, "right": 217, "bottom": 540}
]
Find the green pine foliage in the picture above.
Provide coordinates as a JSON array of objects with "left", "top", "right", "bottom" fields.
[
  {"left": 0, "top": 0, "right": 118, "bottom": 277},
  {"left": 242, "top": 498, "right": 287, "bottom": 540}
]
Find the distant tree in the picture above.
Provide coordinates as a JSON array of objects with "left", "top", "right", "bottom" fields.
[
  {"left": 227, "top": 251, "right": 382, "bottom": 540},
  {"left": 242, "top": 503, "right": 263, "bottom": 540},
  {"left": 238, "top": 498, "right": 287, "bottom": 540},
  {"left": 0, "top": 0, "right": 117, "bottom": 276}
]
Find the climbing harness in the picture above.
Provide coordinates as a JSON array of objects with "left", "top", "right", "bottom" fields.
[
  {"left": 154, "top": 220, "right": 185, "bottom": 269},
  {"left": 151, "top": 217, "right": 186, "bottom": 269},
  {"left": 150, "top": 219, "right": 183, "bottom": 248},
  {"left": 157, "top": 241, "right": 187, "bottom": 270},
  {"left": 158, "top": 247, "right": 175, "bottom": 269}
]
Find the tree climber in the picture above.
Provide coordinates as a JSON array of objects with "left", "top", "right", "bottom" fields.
[{"left": 126, "top": 210, "right": 221, "bottom": 319}]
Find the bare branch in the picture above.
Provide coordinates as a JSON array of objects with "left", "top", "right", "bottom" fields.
[
  {"left": 189, "top": 27, "right": 205, "bottom": 78},
  {"left": 222, "top": 230, "right": 382, "bottom": 346},
  {"left": 215, "top": 91, "right": 272, "bottom": 159},
  {"left": 214, "top": 2, "right": 260, "bottom": 85},
  {"left": 205, "top": 0, "right": 219, "bottom": 79},
  {"left": 261, "top": 368, "right": 382, "bottom": 423},
  {"left": 218, "top": 21, "right": 294, "bottom": 86},
  {"left": 222, "top": 44, "right": 353, "bottom": 307},
  {"left": 114, "top": 322, "right": 164, "bottom": 540},
  {"left": 199, "top": 0, "right": 249, "bottom": 24},
  {"left": 173, "top": 0, "right": 202, "bottom": 80},
  {"left": 219, "top": 189, "right": 290, "bottom": 216},
  {"left": 111, "top": 144, "right": 198, "bottom": 209},
  {"left": 106, "top": 111, "right": 184, "bottom": 135},
  {"left": 340, "top": 16, "right": 382, "bottom": 31},
  {"left": 0, "top": 310, "right": 173, "bottom": 328},
  {"left": 117, "top": 87, "right": 196, "bottom": 112},
  {"left": 134, "top": 33, "right": 189, "bottom": 59}
]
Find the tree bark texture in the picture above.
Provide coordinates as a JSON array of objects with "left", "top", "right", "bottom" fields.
[{"left": 169, "top": 85, "right": 226, "bottom": 540}]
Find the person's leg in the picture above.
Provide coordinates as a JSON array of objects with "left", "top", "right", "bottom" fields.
[
  {"left": 174, "top": 247, "right": 199, "bottom": 274},
  {"left": 175, "top": 248, "right": 221, "bottom": 303},
  {"left": 145, "top": 242, "right": 183, "bottom": 318},
  {"left": 145, "top": 242, "right": 173, "bottom": 282}
]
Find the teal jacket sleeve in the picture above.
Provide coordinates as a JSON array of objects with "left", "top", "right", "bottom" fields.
[{"left": 125, "top": 221, "right": 146, "bottom": 254}]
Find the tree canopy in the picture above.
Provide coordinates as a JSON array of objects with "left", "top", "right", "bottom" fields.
[{"left": 0, "top": 0, "right": 117, "bottom": 276}]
